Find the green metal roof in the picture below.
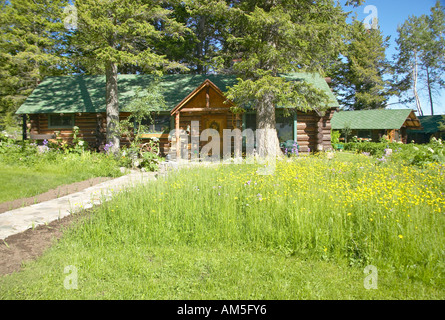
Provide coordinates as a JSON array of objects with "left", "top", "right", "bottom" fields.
[
  {"left": 331, "top": 109, "right": 415, "bottom": 130},
  {"left": 281, "top": 73, "right": 339, "bottom": 109},
  {"left": 16, "top": 72, "right": 338, "bottom": 114},
  {"left": 411, "top": 115, "right": 445, "bottom": 133}
]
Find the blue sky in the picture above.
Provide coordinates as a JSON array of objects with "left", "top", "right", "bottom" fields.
[{"left": 342, "top": 0, "right": 445, "bottom": 115}]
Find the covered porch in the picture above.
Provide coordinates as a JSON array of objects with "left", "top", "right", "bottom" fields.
[{"left": 169, "top": 79, "right": 240, "bottom": 159}]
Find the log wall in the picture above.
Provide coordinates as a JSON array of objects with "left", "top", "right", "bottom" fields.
[
  {"left": 28, "top": 108, "right": 335, "bottom": 155},
  {"left": 29, "top": 112, "right": 132, "bottom": 151},
  {"left": 295, "top": 108, "right": 335, "bottom": 152}
]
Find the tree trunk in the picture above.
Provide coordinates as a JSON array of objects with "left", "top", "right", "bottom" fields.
[
  {"left": 105, "top": 60, "right": 120, "bottom": 156},
  {"left": 412, "top": 51, "right": 423, "bottom": 116},
  {"left": 426, "top": 66, "right": 434, "bottom": 115},
  {"left": 256, "top": 93, "right": 282, "bottom": 158},
  {"left": 196, "top": 15, "right": 206, "bottom": 74}
]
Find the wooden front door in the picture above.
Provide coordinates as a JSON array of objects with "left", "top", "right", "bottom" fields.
[{"left": 202, "top": 114, "right": 227, "bottom": 155}]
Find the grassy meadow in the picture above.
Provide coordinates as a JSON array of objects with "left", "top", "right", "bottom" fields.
[{"left": 0, "top": 152, "right": 444, "bottom": 299}]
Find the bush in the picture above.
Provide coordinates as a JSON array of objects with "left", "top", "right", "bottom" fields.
[
  {"left": 343, "top": 139, "right": 445, "bottom": 167},
  {"left": 118, "top": 137, "right": 163, "bottom": 171},
  {"left": 343, "top": 141, "right": 388, "bottom": 157},
  {"left": 331, "top": 130, "right": 341, "bottom": 145}
]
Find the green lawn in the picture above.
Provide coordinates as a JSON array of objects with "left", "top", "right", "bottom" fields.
[
  {"left": 0, "top": 152, "right": 123, "bottom": 204},
  {"left": 0, "top": 242, "right": 441, "bottom": 299},
  {"left": 1, "top": 154, "right": 444, "bottom": 299}
]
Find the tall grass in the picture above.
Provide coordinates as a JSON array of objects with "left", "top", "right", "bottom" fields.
[
  {"left": 1, "top": 154, "right": 444, "bottom": 299},
  {"left": 72, "top": 155, "right": 444, "bottom": 285}
]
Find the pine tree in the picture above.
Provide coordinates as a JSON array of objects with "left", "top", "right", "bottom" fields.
[
  {"left": 70, "top": 0, "right": 189, "bottom": 155},
  {"left": 217, "top": 0, "right": 356, "bottom": 157},
  {"left": 153, "top": 0, "right": 229, "bottom": 75},
  {"left": 0, "top": 0, "right": 70, "bottom": 129},
  {"left": 330, "top": 19, "right": 391, "bottom": 110}
]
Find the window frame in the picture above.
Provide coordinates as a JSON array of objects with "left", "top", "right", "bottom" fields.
[
  {"left": 48, "top": 114, "right": 75, "bottom": 129},
  {"left": 275, "top": 111, "right": 294, "bottom": 143},
  {"left": 137, "top": 113, "right": 171, "bottom": 134}
]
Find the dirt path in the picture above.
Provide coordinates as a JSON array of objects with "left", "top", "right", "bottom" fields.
[
  {"left": 0, "top": 211, "right": 88, "bottom": 276},
  {"left": 0, "top": 177, "right": 112, "bottom": 276}
]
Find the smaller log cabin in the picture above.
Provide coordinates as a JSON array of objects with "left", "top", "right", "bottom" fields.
[
  {"left": 15, "top": 73, "right": 339, "bottom": 156},
  {"left": 407, "top": 115, "right": 445, "bottom": 144},
  {"left": 331, "top": 109, "right": 422, "bottom": 143}
]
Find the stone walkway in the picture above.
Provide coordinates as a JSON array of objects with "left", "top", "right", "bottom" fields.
[{"left": 0, "top": 171, "right": 157, "bottom": 240}]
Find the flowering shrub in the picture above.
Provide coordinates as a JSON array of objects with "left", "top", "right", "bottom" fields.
[
  {"left": 103, "top": 142, "right": 114, "bottom": 154},
  {"left": 344, "top": 139, "right": 445, "bottom": 167},
  {"left": 390, "top": 138, "right": 445, "bottom": 166},
  {"left": 0, "top": 131, "right": 41, "bottom": 165},
  {"left": 343, "top": 141, "right": 388, "bottom": 157},
  {"left": 284, "top": 141, "right": 299, "bottom": 157},
  {"left": 118, "top": 137, "right": 163, "bottom": 171}
]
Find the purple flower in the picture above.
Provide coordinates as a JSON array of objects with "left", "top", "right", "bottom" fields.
[
  {"left": 103, "top": 142, "right": 114, "bottom": 153},
  {"left": 43, "top": 139, "right": 48, "bottom": 146}
]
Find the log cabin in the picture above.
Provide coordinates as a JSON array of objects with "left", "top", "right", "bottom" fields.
[
  {"left": 331, "top": 109, "right": 422, "bottom": 143},
  {"left": 407, "top": 115, "right": 445, "bottom": 144},
  {"left": 15, "top": 73, "right": 339, "bottom": 157}
]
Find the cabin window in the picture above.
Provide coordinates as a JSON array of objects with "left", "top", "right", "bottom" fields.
[
  {"left": 357, "top": 130, "right": 372, "bottom": 139},
  {"left": 48, "top": 114, "right": 75, "bottom": 128},
  {"left": 275, "top": 113, "right": 294, "bottom": 142},
  {"left": 244, "top": 112, "right": 294, "bottom": 142},
  {"left": 244, "top": 113, "right": 256, "bottom": 131},
  {"left": 139, "top": 114, "right": 171, "bottom": 133}
]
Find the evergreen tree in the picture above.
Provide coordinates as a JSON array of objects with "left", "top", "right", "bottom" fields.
[
  {"left": 70, "top": 0, "right": 189, "bottom": 155},
  {"left": 154, "top": 0, "right": 229, "bottom": 74},
  {"left": 0, "top": 0, "right": 70, "bottom": 129},
  {"left": 330, "top": 19, "right": 391, "bottom": 110},
  {"left": 217, "top": 0, "right": 357, "bottom": 156}
]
